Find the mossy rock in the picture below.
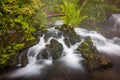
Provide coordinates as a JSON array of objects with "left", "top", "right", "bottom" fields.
[
  {"left": 36, "top": 49, "right": 50, "bottom": 60},
  {"left": 46, "top": 39, "right": 63, "bottom": 60},
  {"left": 64, "top": 33, "right": 81, "bottom": 45},
  {"left": 62, "top": 28, "right": 81, "bottom": 45},
  {"left": 77, "top": 36, "right": 98, "bottom": 54},
  {"left": 0, "top": 31, "right": 40, "bottom": 69},
  {"left": 57, "top": 24, "right": 81, "bottom": 44},
  {"left": 77, "top": 36, "right": 112, "bottom": 71},
  {"left": 84, "top": 53, "right": 111, "bottom": 71}
]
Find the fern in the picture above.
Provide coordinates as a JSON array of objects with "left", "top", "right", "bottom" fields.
[{"left": 60, "top": 0, "right": 87, "bottom": 28}]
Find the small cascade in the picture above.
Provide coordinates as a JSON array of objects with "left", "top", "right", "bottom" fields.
[
  {"left": 112, "top": 37, "right": 120, "bottom": 45},
  {"left": 109, "top": 14, "right": 120, "bottom": 31},
  {"left": 7, "top": 23, "right": 120, "bottom": 79},
  {"left": 56, "top": 36, "right": 84, "bottom": 69},
  {"left": 8, "top": 27, "right": 84, "bottom": 78},
  {"left": 27, "top": 35, "right": 53, "bottom": 64},
  {"left": 75, "top": 28, "right": 120, "bottom": 56},
  {"left": 9, "top": 35, "right": 53, "bottom": 78}
]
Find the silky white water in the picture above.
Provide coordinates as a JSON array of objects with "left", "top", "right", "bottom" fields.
[
  {"left": 8, "top": 26, "right": 120, "bottom": 78},
  {"left": 74, "top": 28, "right": 120, "bottom": 56},
  {"left": 9, "top": 35, "right": 53, "bottom": 78},
  {"left": 109, "top": 14, "right": 120, "bottom": 31},
  {"left": 8, "top": 28, "right": 84, "bottom": 78},
  {"left": 57, "top": 36, "right": 84, "bottom": 69}
]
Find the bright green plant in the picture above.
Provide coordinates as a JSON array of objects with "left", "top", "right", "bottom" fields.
[
  {"left": 60, "top": 0, "right": 87, "bottom": 29},
  {"left": 0, "top": 43, "right": 25, "bottom": 68},
  {"left": 0, "top": 0, "right": 46, "bottom": 68}
]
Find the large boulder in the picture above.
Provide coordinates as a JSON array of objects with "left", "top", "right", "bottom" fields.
[
  {"left": 77, "top": 36, "right": 98, "bottom": 54},
  {"left": 83, "top": 53, "right": 111, "bottom": 71},
  {"left": 77, "top": 36, "right": 111, "bottom": 71},
  {"left": 46, "top": 39, "right": 63, "bottom": 60}
]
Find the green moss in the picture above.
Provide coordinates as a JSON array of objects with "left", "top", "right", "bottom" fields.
[
  {"left": 46, "top": 39, "right": 63, "bottom": 60},
  {"left": 0, "top": 0, "right": 46, "bottom": 68},
  {"left": 78, "top": 41, "right": 90, "bottom": 54},
  {"left": 0, "top": 43, "right": 26, "bottom": 68},
  {"left": 77, "top": 36, "right": 111, "bottom": 70}
]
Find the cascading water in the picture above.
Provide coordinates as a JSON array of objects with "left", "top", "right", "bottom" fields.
[
  {"left": 74, "top": 28, "right": 120, "bottom": 56},
  {"left": 27, "top": 35, "right": 53, "bottom": 64},
  {"left": 57, "top": 36, "right": 84, "bottom": 69},
  {"left": 8, "top": 28, "right": 84, "bottom": 78},
  {"left": 109, "top": 14, "right": 120, "bottom": 31},
  {"left": 6, "top": 19, "right": 120, "bottom": 79},
  {"left": 8, "top": 35, "right": 53, "bottom": 78}
]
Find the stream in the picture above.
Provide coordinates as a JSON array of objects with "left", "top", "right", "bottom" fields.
[{"left": 1, "top": 14, "right": 120, "bottom": 80}]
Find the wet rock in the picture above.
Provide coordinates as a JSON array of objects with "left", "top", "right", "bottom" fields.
[
  {"left": 44, "top": 30, "right": 64, "bottom": 41},
  {"left": 57, "top": 25, "right": 81, "bottom": 45},
  {"left": 77, "top": 36, "right": 111, "bottom": 71},
  {"left": 84, "top": 53, "right": 111, "bottom": 71},
  {"left": 63, "top": 28, "right": 81, "bottom": 45},
  {"left": 77, "top": 36, "right": 98, "bottom": 54},
  {"left": 41, "top": 49, "right": 50, "bottom": 59},
  {"left": 64, "top": 38, "right": 70, "bottom": 48},
  {"left": 37, "top": 49, "right": 50, "bottom": 60},
  {"left": 46, "top": 39, "right": 63, "bottom": 60},
  {"left": 64, "top": 33, "right": 81, "bottom": 45},
  {"left": 20, "top": 50, "right": 28, "bottom": 66}
]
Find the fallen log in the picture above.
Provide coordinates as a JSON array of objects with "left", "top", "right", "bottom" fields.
[{"left": 47, "top": 13, "right": 66, "bottom": 17}]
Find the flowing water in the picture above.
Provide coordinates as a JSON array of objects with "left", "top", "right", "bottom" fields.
[
  {"left": 109, "top": 14, "right": 120, "bottom": 31},
  {"left": 1, "top": 14, "right": 120, "bottom": 80},
  {"left": 74, "top": 28, "right": 120, "bottom": 56}
]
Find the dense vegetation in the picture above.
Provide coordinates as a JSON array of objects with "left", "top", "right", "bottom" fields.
[
  {"left": 0, "top": 0, "right": 120, "bottom": 69},
  {"left": 0, "top": 0, "right": 46, "bottom": 68}
]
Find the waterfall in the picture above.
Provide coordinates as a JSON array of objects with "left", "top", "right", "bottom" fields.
[
  {"left": 9, "top": 35, "right": 53, "bottom": 78},
  {"left": 74, "top": 28, "right": 120, "bottom": 56},
  {"left": 8, "top": 23, "right": 120, "bottom": 78},
  {"left": 8, "top": 27, "right": 84, "bottom": 78},
  {"left": 27, "top": 35, "right": 53, "bottom": 64},
  {"left": 109, "top": 14, "right": 120, "bottom": 31},
  {"left": 57, "top": 36, "right": 84, "bottom": 69}
]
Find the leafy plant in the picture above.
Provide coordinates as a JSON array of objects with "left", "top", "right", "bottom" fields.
[
  {"left": 0, "top": 0, "right": 46, "bottom": 68},
  {"left": 0, "top": 43, "right": 25, "bottom": 68},
  {"left": 60, "top": 0, "right": 87, "bottom": 29}
]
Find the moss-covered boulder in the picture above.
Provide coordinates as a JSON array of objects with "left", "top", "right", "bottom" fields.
[
  {"left": 64, "top": 33, "right": 81, "bottom": 45},
  {"left": 84, "top": 53, "right": 111, "bottom": 71},
  {"left": 0, "top": 31, "right": 39, "bottom": 69},
  {"left": 46, "top": 39, "right": 63, "bottom": 60},
  {"left": 77, "top": 36, "right": 111, "bottom": 71},
  {"left": 57, "top": 25, "right": 81, "bottom": 45},
  {"left": 77, "top": 36, "right": 98, "bottom": 54}
]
